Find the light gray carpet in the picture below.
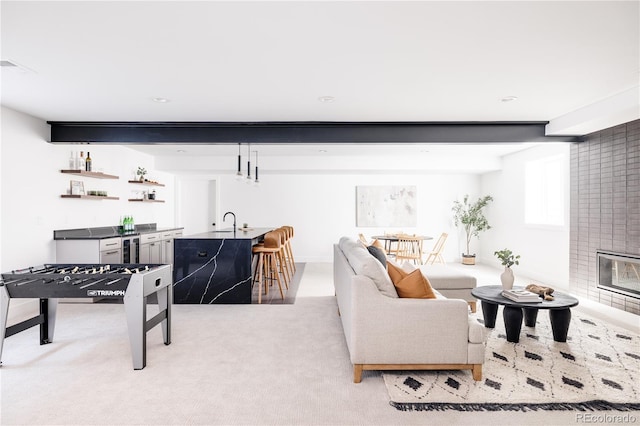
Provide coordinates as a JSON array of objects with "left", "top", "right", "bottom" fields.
[
  {"left": 1, "top": 263, "right": 637, "bottom": 425},
  {"left": 384, "top": 309, "right": 640, "bottom": 411}
]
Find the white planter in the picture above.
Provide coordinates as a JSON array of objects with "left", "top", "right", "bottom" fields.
[{"left": 500, "top": 266, "right": 514, "bottom": 290}]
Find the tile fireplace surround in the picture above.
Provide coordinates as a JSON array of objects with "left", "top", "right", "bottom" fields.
[{"left": 570, "top": 119, "right": 640, "bottom": 315}]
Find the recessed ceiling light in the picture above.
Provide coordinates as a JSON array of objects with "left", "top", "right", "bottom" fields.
[
  {"left": 318, "top": 96, "right": 335, "bottom": 103},
  {"left": 318, "top": 149, "right": 327, "bottom": 153},
  {"left": 176, "top": 149, "right": 186, "bottom": 153},
  {"left": 501, "top": 96, "right": 518, "bottom": 103},
  {"left": 152, "top": 97, "right": 170, "bottom": 103}
]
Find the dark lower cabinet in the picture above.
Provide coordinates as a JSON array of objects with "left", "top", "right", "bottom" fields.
[{"left": 172, "top": 229, "right": 271, "bottom": 304}]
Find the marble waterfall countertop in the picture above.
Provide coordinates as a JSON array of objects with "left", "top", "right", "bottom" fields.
[{"left": 177, "top": 228, "right": 274, "bottom": 240}]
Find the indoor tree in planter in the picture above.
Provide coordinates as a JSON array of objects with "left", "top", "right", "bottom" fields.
[
  {"left": 452, "top": 194, "right": 493, "bottom": 265},
  {"left": 494, "top": 248, "right": 520, "bottom": 290}
]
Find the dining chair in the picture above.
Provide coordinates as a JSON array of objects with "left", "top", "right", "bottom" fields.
[
  {"left": 424, "top": 232, "right": 448, "bottom": 265},
  {"left": 395, "top": 234, "right": 423, "bottom": 265}
]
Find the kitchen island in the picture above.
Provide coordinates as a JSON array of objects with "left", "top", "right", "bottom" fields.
[{"left": 173, "top": 228, "right": 273, "bottom": 304}]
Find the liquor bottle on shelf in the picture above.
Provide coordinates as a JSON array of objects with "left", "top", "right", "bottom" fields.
[
  {"left": 85, "top": 152, "right": 92, "bottom": 171},
  {"left": 78, "top": 151, "right": 86, "bottom": 171},
  {"left": 69, "top": 151, "right": 77, "bottom": 170}
]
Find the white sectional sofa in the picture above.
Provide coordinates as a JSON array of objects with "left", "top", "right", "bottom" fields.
[
  {"left": 333, "top": 237, "right": 485, "bottom": 383},
  {"left": 418, "top": 264, "right": 478, "bottom": 312}
]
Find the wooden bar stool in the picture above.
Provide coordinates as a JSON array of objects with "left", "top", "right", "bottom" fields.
[
  {"left": 251, "top": 231, "right": 285, "bottom": 304},
  {"left": 274, "top": 228, "right": 293, "bottom": 289},
  {"left": 282, "top": 225, "right": 296, "bottom": 273}
]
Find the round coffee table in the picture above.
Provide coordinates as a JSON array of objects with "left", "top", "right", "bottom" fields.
[{"left": 470, "top": 285, "right": 579, "bottom": 343}]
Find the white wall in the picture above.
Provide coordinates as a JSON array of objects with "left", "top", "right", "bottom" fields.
[
  {"left": 179, "top": 173, "right": 480, "bottom": 263},
  {"left": 0, "top": 106, "right": 177, "bottom": 271},
  {"left": 480, "top": 143, "right": 571, "bottom": 289}
]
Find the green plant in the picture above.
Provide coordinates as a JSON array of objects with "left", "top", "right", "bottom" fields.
[
  {"left": 494, "top": 249, "right": 520, "bottom": 268},
  {"left": 136, "top": 167, "right": 147, "bottom": 177},
  {"left": 452, "top": 194, "right": 493, "bottom": 256}
]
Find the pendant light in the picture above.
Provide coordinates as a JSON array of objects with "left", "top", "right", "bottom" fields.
[
  {"left": 246, "top": 143, "right": 252, "bottom": 183},
  {"left": 235, "top": 143, "right": 243, "bottom": 180},
  {"left": 253, "top": 150, "right": 260, "bottom": 186}
]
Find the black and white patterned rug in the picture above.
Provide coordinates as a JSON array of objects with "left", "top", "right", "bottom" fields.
[{"left": 383, "top": 310, "right": 640, "bottom": 411}]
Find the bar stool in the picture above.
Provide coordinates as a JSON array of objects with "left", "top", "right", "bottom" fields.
[
  {"left": 273, "top": 228, "right": 293, "bottom": 290},
  {"left": 251, "top": 231, "right": 285, "bottom": 304},
  {"left": 281, "top": 225, "right": 296, "bottom": 274}
]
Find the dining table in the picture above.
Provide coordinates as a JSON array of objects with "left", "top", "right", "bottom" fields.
[{"left": 370, "top": 234, "right": 433, "bottom": 257}]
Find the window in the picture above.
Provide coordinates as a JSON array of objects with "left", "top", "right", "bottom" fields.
[{"left": 525, "top": 155, "right": 565, "bottom": 226}]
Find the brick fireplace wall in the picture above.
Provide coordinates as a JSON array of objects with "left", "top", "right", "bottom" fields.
[{"left": 570, "top": 119, "right": 640, "bottom": 315}]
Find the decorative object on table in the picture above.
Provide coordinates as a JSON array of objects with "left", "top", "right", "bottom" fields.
[
  {"left": 452, "top": 194, "right": 493, "bottom": 265},
  {"left": 383, "top": 309, "right": 640, "bottom": 412},
  {"left": 70, "top": 180, "right": 84, "bottom": 195},
  {"left": 136, "top": 166, "right": 147, "bottom": 182},
  {"left": 501, "top": 288, "right": 541, "bottom": 302},
  {"left": 525, "top": 283, "right": 555, "bottom": 301},
  {"left": 494, "top": 248, "right": 520, "bottom": 290},
  {"left": 356, "top": 185, "right": 417, "bottom": 227}
]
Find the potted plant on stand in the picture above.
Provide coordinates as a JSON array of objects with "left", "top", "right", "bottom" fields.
[
  {"left": 494, "top": 248, "right": 520, "bottom": 290},
  {"left": 452, "top": 194, "right": 493, "bottom": 265}
]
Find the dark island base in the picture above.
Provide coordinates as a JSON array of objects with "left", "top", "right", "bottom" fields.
[{"left": 173, "top": 228, "right": 272, "bottom": 304}]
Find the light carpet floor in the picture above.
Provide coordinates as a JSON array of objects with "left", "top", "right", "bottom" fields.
[{"left": 1, "top": 263, "right": 639, "bottom": 425}]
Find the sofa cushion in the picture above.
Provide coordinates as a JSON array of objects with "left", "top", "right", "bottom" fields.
[
  {"left": 387, "top": 262, "right": 437, "bottom": 299},
  {"left": 366, "top": 245, "right": 387, "bottom": 267},
  {"left": 386, "top": 261, "right": 405, "bottom": 284},
  {"left": 419, "top": 265, "right": 477, "bottom": 290},
  {"left": 340, "top": 237, "right": 398, "bottom": 298}
]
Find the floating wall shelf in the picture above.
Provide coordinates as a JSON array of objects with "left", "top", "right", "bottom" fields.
[
  {"left": 128, "top": 199, "right": 165, "bottom": 203},
  {"left": 61, "top": 170, "right": 119, "bottom": 179},
  {"left": 128, "top": 180, "right": 165, "bottom": 187},
  {"left": 61, "top": 195, "right": 119, "bottom": 200}
]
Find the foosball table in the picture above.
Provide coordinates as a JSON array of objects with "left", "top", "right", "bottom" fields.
[{"left": 0, "top": 263, "right": 172, "bottom": 370}]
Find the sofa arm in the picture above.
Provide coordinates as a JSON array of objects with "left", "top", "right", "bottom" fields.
[
  {"left": 349, "top": 275, "right": 475, "bottom": 365},
  {"left": 468, "top": 316, "right": 484, "bottom": 344}
]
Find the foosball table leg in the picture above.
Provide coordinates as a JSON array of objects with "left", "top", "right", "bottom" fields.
[
  {"left": 40, "top": 298, "right": 58, "bottom": 345},
  {"left": 124, "top": 292, "right": 147, "bottom": 370},
  {"left": 156, "top": 286, "right": 171, "bottom": 346},
  {"left": 0, "top": 286, "right": 9, "bottom": 365}
]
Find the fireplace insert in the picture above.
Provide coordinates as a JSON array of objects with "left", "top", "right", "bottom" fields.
[{"left": 596, "top": 250, "right": 640, "bottom": 299}]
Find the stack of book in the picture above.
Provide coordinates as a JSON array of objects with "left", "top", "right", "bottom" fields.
[{"left": 501, "top": 289, "right": 542, "bottom": 303}]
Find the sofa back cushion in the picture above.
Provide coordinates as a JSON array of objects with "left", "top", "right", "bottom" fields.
[{"left": 339, "top": 237, "right": 398, "bottom": 298}]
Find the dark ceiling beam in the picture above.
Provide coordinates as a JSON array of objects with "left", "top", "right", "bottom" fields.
[{"left": 47, "top": 121, "right": 581, "bottom": 144}]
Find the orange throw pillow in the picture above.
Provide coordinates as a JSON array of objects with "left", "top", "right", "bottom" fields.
[
  {"left": 387, "top": 262, "right": 436, "bottom": 299},
  {"left": 386, "top": 261, "right": 405, "bottom": 284}
]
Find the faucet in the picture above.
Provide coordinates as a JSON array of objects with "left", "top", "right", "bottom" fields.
[{"left": 223, "top": 211, "right": 237, "bottom": 233}]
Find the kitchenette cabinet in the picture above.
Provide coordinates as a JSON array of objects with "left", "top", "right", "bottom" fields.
[
  {"left": 54, "top": 225, "right": 184, "bottom": 267},
  {"left": 57, "top": 237, "right": 122, "bottom": 264},
  {"left": 140, "top": 232, "right": 162, "bottom": 264},
  {"left": 161, "top": 229, "right": 183, "bottom": 266}
]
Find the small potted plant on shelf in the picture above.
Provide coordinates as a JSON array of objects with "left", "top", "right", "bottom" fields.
[
  {"left": 136, "top": 167, "right": 147, "bottom": 182},
  {"left": 494, "top": 248, "right": 520, "bottom": 290},
  {"left": 452, "top": 194, "right": 493, "bottom": 265}
]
